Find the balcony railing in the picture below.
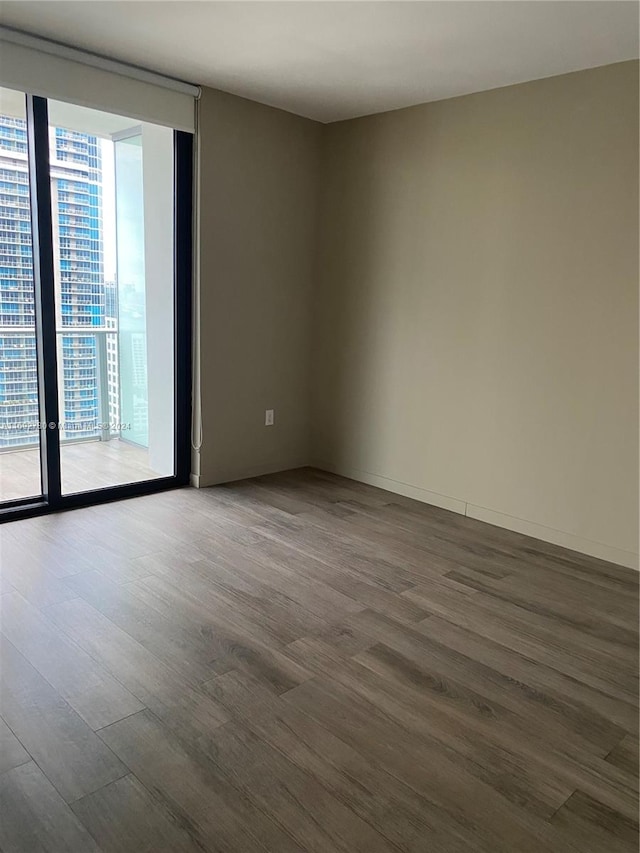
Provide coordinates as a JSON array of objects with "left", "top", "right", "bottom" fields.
[{"left": 0, "top": 328, "right": 118, "bottom": 451}]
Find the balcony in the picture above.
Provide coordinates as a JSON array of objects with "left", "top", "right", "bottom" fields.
[
  {"left": 0, "top": 438, "right": 158, "bottom": 502},
  {"left": 0, "top": 329, "right": 165, "bottom": 502}
]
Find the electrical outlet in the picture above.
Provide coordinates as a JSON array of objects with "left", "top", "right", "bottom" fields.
[{"left": 265, "top": 409, "right": 274, "bottom": 426}]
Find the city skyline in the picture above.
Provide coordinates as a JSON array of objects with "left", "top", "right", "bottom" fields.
[{"left": 0, "top": 112, "right": 118, "bottom": 449}]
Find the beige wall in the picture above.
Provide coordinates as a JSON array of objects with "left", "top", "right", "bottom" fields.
[
  {"left": 312, "top": 62, "right": 639, "bottom": 568},
  {"left": 195, "top": 87, "right": 320, "bottom": 485}
]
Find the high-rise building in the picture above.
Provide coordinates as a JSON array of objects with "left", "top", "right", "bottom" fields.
[
  {"left": 0, "top": 116, "right": 37, "bottom": 448},
  {"left": 104, "top": 280, "right": 119, "bottom": 425},
  {"left": 0, "top": 115, "right": 111, "bottom": 449}
]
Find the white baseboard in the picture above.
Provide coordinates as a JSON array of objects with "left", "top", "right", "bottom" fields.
[
  {"left": 314, "top": 460, "right": 467, "bottom": 515},
  {"left": 313, "top": 460, "right": 639, "bottom": 571},
  {"left": 466, "top": 503, "right": 638, "bottom": 571},
  {"left": 196, "top": 458, "right": 309, "bottom": 489}
]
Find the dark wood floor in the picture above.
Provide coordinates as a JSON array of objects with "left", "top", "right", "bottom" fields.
[{"left": 0, "top": 467, "right": 638, "bottom": 852}]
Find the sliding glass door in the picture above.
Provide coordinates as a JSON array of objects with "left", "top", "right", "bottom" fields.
[
  {"left": 0, "top": 88, "right": 192, "bottom": 520},
  {"left": 0, "top": 86, "right": 43, "bottom": 504}
]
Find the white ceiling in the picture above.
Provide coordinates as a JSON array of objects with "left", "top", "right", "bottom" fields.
[{"left": 1, "top": 1, "right": 638, "bottom": 123}]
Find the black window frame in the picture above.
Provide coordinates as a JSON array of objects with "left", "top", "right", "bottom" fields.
[{"left": 0, "top": 94, "right": 193, "bottom": 523}]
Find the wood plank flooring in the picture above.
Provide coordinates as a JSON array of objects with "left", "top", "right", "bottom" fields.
[{"left": 0, "top": 467, "right": 637, "bottom": 852}]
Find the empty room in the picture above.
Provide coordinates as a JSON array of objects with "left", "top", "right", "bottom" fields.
[{"left": 0, "top": 2, "right": 638, "bottom": 851}]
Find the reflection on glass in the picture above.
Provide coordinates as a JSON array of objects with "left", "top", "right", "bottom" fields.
[
  {"left": 0, "top": 87, "right": 43, "bottom": 503},
  {"left": 46, "top": 100, "right": 175, "bottom": 495},
  {"left": 115, "top": 134, "right": 148, "bottom": 448}
]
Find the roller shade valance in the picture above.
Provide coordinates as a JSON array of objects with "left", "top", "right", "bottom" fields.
[{"left": 0, "top": 27, "right": 199, "bottom": 132}]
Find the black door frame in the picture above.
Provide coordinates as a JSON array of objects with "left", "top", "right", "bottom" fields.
[{"left": 0, "top": 95, "right": 193, "bottom": 523}]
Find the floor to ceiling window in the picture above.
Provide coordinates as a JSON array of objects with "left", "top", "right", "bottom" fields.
[
  {"left": 0, "top": 45, "right": 194, "bottom": 520},
  {"left": 0, "top": 88, "right": 41, "bottom": 503},
  {"left": 45, "top": 102, "right": 178, "bottom": 495}
]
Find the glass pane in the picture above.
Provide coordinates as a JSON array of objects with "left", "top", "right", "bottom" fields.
[
  {"left": 0, "top": 87, "right": 43, "bottom": 503},
  {"left": 47, "top": 100, "right": 175, "bottom": 495},
  {"left": 115, "top": 135, "right": 148, "bottom": 448}
]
